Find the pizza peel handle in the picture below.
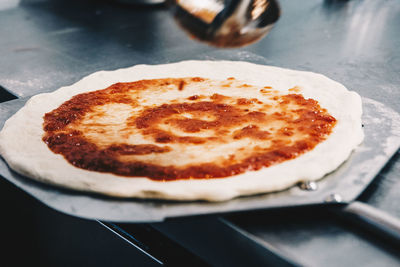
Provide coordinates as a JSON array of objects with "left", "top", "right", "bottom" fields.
[{"left": 339, "top": 201, "right": 400, "bottom": 244}]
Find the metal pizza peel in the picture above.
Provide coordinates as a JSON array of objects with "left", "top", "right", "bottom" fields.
[{"left": 0, "top": 95, "right": 400, "bottom": 241}]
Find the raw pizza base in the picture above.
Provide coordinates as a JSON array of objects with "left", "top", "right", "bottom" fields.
[{"left": 0, "top": 61, "right": 364, "bottom": 201}]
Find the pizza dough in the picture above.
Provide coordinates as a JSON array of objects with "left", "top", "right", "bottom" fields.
[{"left": 0, "top": 61, "right": 364, "bottom": 201}]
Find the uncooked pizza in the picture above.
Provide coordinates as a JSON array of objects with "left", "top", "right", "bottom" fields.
[{"left": 0, "top": 61, "right": 364, "bottom": 201}]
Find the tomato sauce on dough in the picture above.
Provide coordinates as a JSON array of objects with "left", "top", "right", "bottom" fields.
[{"left": 42, "top": 77, "right": 336, "bottom": 181}]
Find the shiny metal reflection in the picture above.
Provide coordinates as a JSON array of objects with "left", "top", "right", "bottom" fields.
[
  {"left": 299, "top": 181, "right": 318, "bottom": 191},
  {"left": 170, "top": 0, "right": 280, "bottom": 47},
  {"left": 325, "top": 193, "right": 343, "bottom": 203}
]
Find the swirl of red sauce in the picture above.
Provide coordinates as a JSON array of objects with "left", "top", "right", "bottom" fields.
[{"left": 42, "top": 77, "right": 336, "bottom": 180}]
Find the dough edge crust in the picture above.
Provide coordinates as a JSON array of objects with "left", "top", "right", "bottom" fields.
[{"left": 0, "top": 60, "right": 364, "bottom": 201}]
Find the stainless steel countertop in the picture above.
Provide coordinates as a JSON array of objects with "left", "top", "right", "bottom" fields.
[{"left": 0, "top": 0, "right": 399, "bottom": 266}]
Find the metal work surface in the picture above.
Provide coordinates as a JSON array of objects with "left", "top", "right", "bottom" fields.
[{"left": 1, "top": 0, "right": 400, "bottom": 266}]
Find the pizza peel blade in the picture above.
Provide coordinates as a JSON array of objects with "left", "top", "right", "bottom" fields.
[{"left": 0, "top": 97, "right": 399, "bottom": 225}]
